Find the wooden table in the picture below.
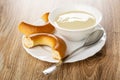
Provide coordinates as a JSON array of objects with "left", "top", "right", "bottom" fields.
[{"left": 0, "top": 0, "right": 120, "bottom": 80}]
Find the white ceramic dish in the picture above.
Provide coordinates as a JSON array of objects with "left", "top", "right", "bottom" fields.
[
  {"left": 49, "top": 5, "right": 102, "bottom": 41},
  {"left": 22, "top": 19, "right": 106, "bottom": 63}
]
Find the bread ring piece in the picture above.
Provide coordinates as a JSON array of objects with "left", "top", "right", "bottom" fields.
[
  {"left": 41, "top": 12, "right": 49, "bottom": 22},
  {"left": 18, "top": 22, "right": 55, "bottom": 36},
  {"left": 23, "top": 33, "right": 67, "bottom": 60}
]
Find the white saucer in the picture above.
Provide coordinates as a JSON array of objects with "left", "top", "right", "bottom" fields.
[{"left": 22, "top": 19, "right": 106, "bottom": 63}]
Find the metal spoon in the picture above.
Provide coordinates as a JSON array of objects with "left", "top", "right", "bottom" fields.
[{"left": 43, "top": 29, "right": 104, "bottom": 75}]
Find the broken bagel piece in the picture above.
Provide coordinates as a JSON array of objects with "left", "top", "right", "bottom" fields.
[
  {"left": 23, "top": 33, "right": 67, "bottom": 60},
  {"left": 41, "top": 12, "right": 49, "bottom": 22},
  {"left": 18, "top": 22, "right": 55, "bottom": 36}
]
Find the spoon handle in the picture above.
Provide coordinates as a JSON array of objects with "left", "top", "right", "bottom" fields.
[
  {"left": 43, "top": 60, "right": 63, "bottom": 75},
  {"left": 42, "top": 46, "right": 83, "bottom": 75},
  {"left": 43, "top": 64, "right": 58, "bottom": 75}
]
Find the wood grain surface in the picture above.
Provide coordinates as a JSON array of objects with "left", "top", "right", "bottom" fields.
[{"left": 0, "top": 0, "right": 120, "bottom": 80}]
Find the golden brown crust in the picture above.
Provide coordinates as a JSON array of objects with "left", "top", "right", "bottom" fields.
[
  {"left": 18, "top": 22, "right": 55, "bottom": 36},
  {"left": 23, "top": 33, "right": 67, "bottom": 60},
  {"left": 41, "top": 12, "right": 49, "bottom": 22}
]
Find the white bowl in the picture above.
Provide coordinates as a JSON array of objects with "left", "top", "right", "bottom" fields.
[{"left": 49, "top": 5, "right": 102, "bottom": 41}]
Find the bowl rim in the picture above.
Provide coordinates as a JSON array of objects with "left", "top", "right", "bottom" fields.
[{"left": 49, "top": 5, "right": 102, "bottom": 32}]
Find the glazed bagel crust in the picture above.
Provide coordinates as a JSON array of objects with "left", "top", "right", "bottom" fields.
[
  {"left": 41, "top": 12, "right": 49, "bottom": 22},
  {"left": 19, "top": 22, "right": 55, "bottom": 36},
  {"left": 23, "top": 33, "right": 67, "bottom": 60}
]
